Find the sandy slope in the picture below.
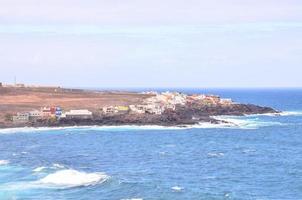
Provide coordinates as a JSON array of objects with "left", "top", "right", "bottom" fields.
[{"left": 0, "top": 87, "right": 151, "bottom": 124}]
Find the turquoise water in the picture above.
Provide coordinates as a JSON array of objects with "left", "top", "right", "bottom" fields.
[{"left": 1, "top": 89, "right": 302, "bottom": 200}]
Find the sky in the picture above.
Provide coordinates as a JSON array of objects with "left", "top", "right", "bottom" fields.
[{"left": 0, "top": 0, "right": 302, "bottom": 88}]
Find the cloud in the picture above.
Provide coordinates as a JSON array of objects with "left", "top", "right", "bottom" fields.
[
  {"left": 0, "top": 22, "right": 302, "bottom": 37},
  {"left": 0, "top": 0, "right": 302, "bottom": 25},
  {"left": 0, "top": 0, "right": 302, "bottom": 87}
]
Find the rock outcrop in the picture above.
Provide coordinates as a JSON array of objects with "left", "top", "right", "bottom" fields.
[{"left": 17, "top": 103, "right": 278, "bottom": 128}]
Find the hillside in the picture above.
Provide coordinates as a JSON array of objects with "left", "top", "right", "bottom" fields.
[{"left": 0, "top": 86, "right": 151, "bottom": 125}]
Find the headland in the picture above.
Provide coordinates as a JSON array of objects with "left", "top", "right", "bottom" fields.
[{"left": 0, "top": 84, "right": 278, "bottom": 128}]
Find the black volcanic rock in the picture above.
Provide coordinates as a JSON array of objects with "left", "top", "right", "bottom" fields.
[
  {"left": 0, "top": 98, "right": 279, "bottom": 128},
  {"left": 39, "top": 103, "right": 277, "bottom": 127}
]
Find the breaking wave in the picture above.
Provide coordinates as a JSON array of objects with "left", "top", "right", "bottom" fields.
[
  {"left": 37, "top": 169, "right": 109, "bottom": 188},
  {"left": 33, "top": 163, "right": 65, "bottom": 173},
  {"left": 249, "top": 111, "right": 302, "bottom": 117},
  {"left": 0, "top": 111, "right": 291, "bottom": 134},
  {"left": 0, "top": 125, "right": 185, "bottom": 134},
  {"left": 211, "top": 116, "right": 284, "bottom": 129},
  {"left": 279, "top": 111, "right": 302, "bottom": 116},
  {"left": 33, "top": 166, "right": 47, "bottom": 172},
  {"left": 52, "top": 163, "right": 65, "bottom": 169},
  {"left": 0, "top": 160, "right": 9, "bottom": 165},
  {"left": 121, "top": 198, "right": 143, "bottom": 200},
  {"left": 0, "top": 122, "right": 280, "bottom": 134},
  {"left": 1, "top": 162, "right": 108, "bottom": 190},
  {"left": 171, "top": 186, "right": 184, "bottom": 191},
  {"left": 207, "top": 152, "right": 225, "bottom": 158},
  {"left": 0, "top": 126, "right": 74, "bottom": 134}
]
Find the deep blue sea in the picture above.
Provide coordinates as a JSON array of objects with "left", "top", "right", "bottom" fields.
[{"left": 1, "top": 89, "right": 302, "bottom": 200}]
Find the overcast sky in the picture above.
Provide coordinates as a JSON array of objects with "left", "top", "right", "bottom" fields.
[{"left": 1, "top": 0, "right": 302, "bottom": 88}]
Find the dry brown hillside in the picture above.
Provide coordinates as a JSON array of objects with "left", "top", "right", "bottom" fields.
[{"left": 0, "top": 86, "right": 152, "bottom": 124}]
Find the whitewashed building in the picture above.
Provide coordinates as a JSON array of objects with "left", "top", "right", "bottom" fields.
[
  {"left": 29, "top": 110, "right": 42, "bottom": 118},
  {"left": 102, "top": 106, "right": 118, "bottom": 114},
  {"left": 165, "top": 104, "right": 176, "bottom": 111},
  {"left": 65, "top": 110, "right": 93, "bottom": 119},
  {"left": 220, "top": 98, "right": 233, "bottom": 105},
  {"left": 29, "top": 110, "right": 41, "bottom": 117},
  {"left": 129, "top": 105, "right": 146, "bottom": 114},
  {"left": 145, "top": 104, "right": 164, "bottom": 115},
  {"left": 12, "top": 113, "right": 30, "bottom": 123}
]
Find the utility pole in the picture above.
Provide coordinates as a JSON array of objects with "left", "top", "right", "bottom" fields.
[{"left": 14, "top": 76, "right": 16, "bottom": 85}]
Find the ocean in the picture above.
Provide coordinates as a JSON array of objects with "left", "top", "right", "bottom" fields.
[{"left": 1, "top": 89, "right": 302, "bottom": 200}]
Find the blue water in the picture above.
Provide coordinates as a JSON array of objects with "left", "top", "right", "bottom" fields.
[{"left": 1, "top": 89, "right": 302, "bottom": 200}]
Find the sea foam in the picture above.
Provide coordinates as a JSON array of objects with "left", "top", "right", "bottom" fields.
[
  {"left": 280, "top": 111, "right": 302, "bottom": 116},
  {"left": 250, "top": 111, "right": 302, "bottom": 117},
  {"left": 207, "top": 152, "right": 225, "bottom": 158},
  {"left": 211, "top": 116, "right": 283, "bottom": 129},
  {"left": 0, "top": 113, "right": 288, "bottom": 134},
  {"left": 33, "top": 163, "right": 65, "bottom": 173},
  {"left": 0, "top": 160, "right": 9, "bottom": 165},
  {"left": 33, "top": 166, "right": 47, "bottom": 172},
  {"left": 121, "top": 198, "right": 143, "bottom": 200},
  {"left": 0, "top": 126, "right": 74, "bottom": 134},
  {"left": 37, "top": 169, "right": 109, "bottom": 188},
  {"left": 0, "top": 122, "right": 272, "bottom": 134},
  {"left": 172, "top": 186, "right": 183, "bottom": 191},
  {"left": 0, "top": 125, "right": 185, "bottom": 134}
]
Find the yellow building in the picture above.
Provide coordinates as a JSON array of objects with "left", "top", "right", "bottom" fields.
[{"left": 117, "top": 106, "right": 129, "bottom": 111}]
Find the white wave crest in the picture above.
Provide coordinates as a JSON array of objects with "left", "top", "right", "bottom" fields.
[
  {"left": 207, "top": 152, "right": 225, "bottom": 158},
  {"left": 37, "top": 169, "right": 109, "bottom": 188},
  {"left": 172, "top": 186, "right": 183, "bottom": 191},
  {"left": 279, "top": 111, "right": 302, "bottom": 116},
  {"left": 242, "top": 149, "right": 257, "bottom": 154},
  {"left": 189, "top": 122, "right": 236, "bottom": 129},
  {"left": 121, "top": 199, "right": 143, "bottom": 200},
  {"left": 52, "top": 163, "right": 65, "bottom": 169},
  {"left": 0, "top": 125, "right": 186, "bottom": 134},
  {"left": 0, "top": 114, "right": 287, "bottom": 134},
  {"left": 0, "top": 160, "right": 9, "bottom": 165},
  {"left": 33, "top": 163, "right": 65, "bottom": 173},
  {"left": 121, "top": 198, "right": 143, "bottom": 200},
  {"left": 211, "top": 116, "right": 283, "bottom": 129},
  {"left": 0, "top": 126, "right": 77, "bottom": 134},
  {"left": 33, "top": 166, "right": 47, "bottom": 172}
]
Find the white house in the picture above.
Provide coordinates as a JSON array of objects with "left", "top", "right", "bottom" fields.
[
  {"left": 12, "top": 112, "right": 30, "bottom": 123},
  {"left": 129, "top": 105, "right": 146, "bottom": 114},
  {"left": 29, "top": 110, "right": 42, "bottom": 118},
  {"left": 65, "top": 110, "right": 93, "bottom": 119},
  {"left": 102, "top": 106, "right": 118, "bottom": 114}
]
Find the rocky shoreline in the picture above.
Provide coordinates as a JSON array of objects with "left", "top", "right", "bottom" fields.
[
  {"left": 0, "top": 86, "right": 280, "bottom": 129},
  {"left": 0, "top": 103, "right": 278, "bottom": 129}
]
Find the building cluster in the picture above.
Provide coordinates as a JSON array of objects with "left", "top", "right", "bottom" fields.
[
  {"left": 102, "top": 106, "right": 129, "bottom": 115},
  {"left": 186, "top": 94, "right": 234, "bottom": 106},
  {"left": 129, "top": 104, "right": 165, "bottom": 115},
  {"left": 10, "top": 91, "right": 235, "bottom": 123},
  {"left": 100, "top": 92, "right": 183, "bottom": 116},
  {"left": 140, "top": 92, "right": 235, "bottom": 113},
  {"left": 0, "top": 82, "right": 25, "bottom": 88},
  {"left": 101, "top": 92, "right": 234, "bottom": 116},
  {"left": 0, "top": 82, "right": 60, "bottom": 89},
  {"left": 144, "top": 92, "right": 233, "bottom": 111},
  {"left": 12, "top": 107, "right": 93, "bottom": 123}
]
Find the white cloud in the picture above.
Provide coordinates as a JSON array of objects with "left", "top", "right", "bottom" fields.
[
  {"left": 0, "top": 0, "right": 301, "bottom": 25},
  {"left": 0, "top": 22, "right": 302, "bottom": 36},
  {"left": 0, "top": 0, "right": 302, "bottom": 87}
]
